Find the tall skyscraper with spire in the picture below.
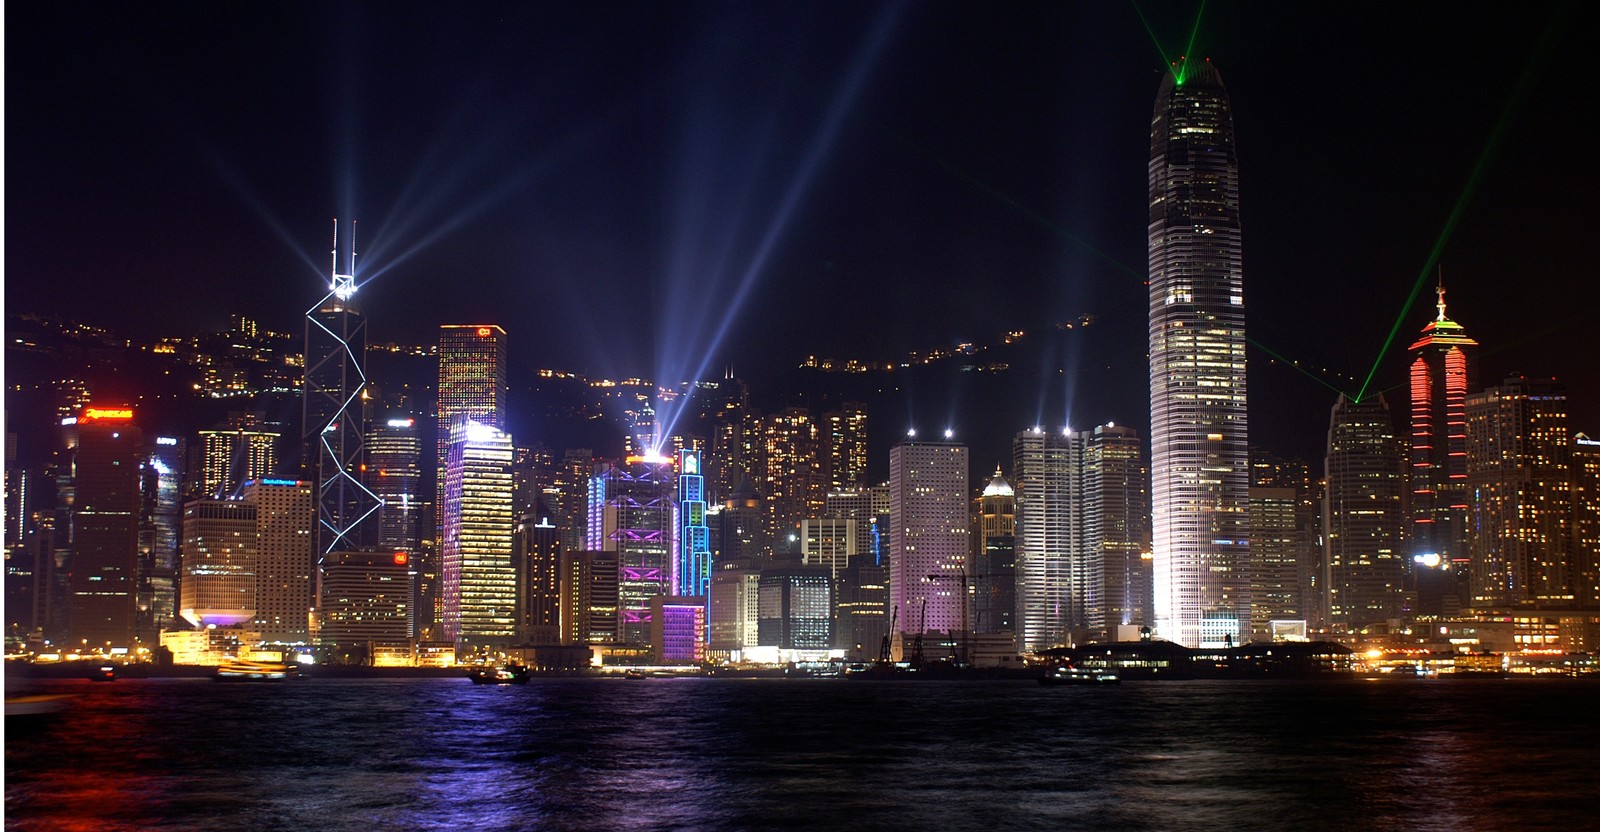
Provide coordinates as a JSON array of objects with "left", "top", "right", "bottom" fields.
[
  {"left": 1147, "top": 58, "right": 1250, "bottom": 647},
  {"left": 304, "top": 221, "right": 381, "bottom": 558},
  {"left": 1407, "top": 283, "right": 1477, "bottom": 614}
]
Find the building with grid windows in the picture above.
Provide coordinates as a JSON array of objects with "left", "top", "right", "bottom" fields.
[{"left": 1147, "top": 58, "right": 1250, "bottom": 648}]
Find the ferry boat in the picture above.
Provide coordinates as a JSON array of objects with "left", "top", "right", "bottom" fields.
[
  {"left": 1038, "top": 665, "right": 1120, "bottom": 686},
  {"left": 215, "top": 659, "right": 299, "bottom": 682},
  {"left": 467, "top": 664, "right": 531, "bottom": 685}
]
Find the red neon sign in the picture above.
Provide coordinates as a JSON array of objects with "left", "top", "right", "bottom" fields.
[{"left": 82, "top": 407, "right": 134, "bottom": 421}]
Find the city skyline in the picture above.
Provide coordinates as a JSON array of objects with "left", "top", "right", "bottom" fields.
[
  {"left": 6, "top": 3, "right": 1595, "bottom": 461},
  {"left": 6, "top": 8, "right": 1600, "bottom": 830}
]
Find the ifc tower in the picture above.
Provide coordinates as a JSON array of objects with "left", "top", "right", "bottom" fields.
[{"left": 1147, "top": 58, "right": 1250, "bottom": 647}]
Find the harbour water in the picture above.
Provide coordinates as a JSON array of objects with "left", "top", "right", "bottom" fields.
[{"left": 6, "top": 676, "right": 1597, "bottom": 830}]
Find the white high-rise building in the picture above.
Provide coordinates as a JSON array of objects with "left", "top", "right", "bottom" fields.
[
  {"left": 1013, "top": 429, "right": 1076, "bottom": 651},
  {"left": 1147, "top": 59, "right": 1250, "bottom": 648},
  {"left": 888, "top": 438, "right": 968, "bottom": 658}
]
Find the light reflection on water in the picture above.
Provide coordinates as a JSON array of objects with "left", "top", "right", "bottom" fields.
[{"left": 6, "top": 677, "right": 1598, "bottom": 831}]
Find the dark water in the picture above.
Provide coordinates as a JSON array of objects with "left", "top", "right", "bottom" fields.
[{"left": 6, "top": 676, "right": 1598, "bottom": 831}]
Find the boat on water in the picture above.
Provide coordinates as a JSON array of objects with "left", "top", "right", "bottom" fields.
[
  {"left": 467, "top": 664, "right": 531, "bottom": 685},
  {"left": 215, "top": 659, "right": 299, "bottom": 682},
  {"left": 1038, "top": 665, "right": 1120, "bottom": 686},
  {"left": 90, "top": 664, "right": 117, "bottom": 682}
]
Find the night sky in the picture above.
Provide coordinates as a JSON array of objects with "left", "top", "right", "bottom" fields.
[{"left": 6, "top": 2, "right": 1595, "bottom": 460}]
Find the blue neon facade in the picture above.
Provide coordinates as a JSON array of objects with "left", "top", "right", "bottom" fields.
[{"left": 676, "top": 449, "right": 712, "bottom": 599}]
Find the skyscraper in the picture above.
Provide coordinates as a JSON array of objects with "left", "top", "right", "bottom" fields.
[
  {"left": 824, "top": 484, "right": 889, "bottom": 566},
  {"left": 433, "top": 324, "right": 507, "bottom": 635},
  {"left": 441, "top": 419, "right": 516, "bottom": 646},
  {"left": 198, "top": 413, "right": 279, "bottom": 499},
  {"left": 1250, "top": 451, "right": 1321, "bottom": 629},
  {"left": 973, "top": 467, "right": 1016, "bottom": 636},
  {"left": 241, "top": 479, "right": 314, "bottom": 643},
  {"left": 368, "top": 414, "right": 422, "bottom": 560},
  {"left": 515, "top": 511, "right": 561, "bottom": 643},
  {"left": 889, "top": 437, "right": 968, "bottom": 658},
  {"left": 1147, "top": 58, "right": 1250, "bottom": 648},
  {"left": 1408, "top": 284, "right": 1478, "bottom": 612},
  {"left": 61, "top": 407, "right": 145, "bottom": 647},
  {"left": 587, "top": 456, "right": 675, "bottom": 644},
  {"left": 1322, "top": 394, "right": 1407, "bottom": 629},
  {"left": 821, "top": 403, "right": 869, "bottom": 489},
  {"left": 1571, "top": 434, "right": 1600, "bottom": 608},
  {"left": 140, "top": 436, "right": 185, "bottom": 637},
  {"left": 1080, "top": 424, "right": 1151, "bottom": 637},
  {"left": 754, "top": 408, "right": 823, "bottom": 547},
  {"left": 178, "top": 498, "right": 258, "bottom": 629},
  {"left": 1465, "top": 377, "right": 1574, "bottom": 608},
  {"left": 437, "top": 326, "right": 508, "bottom": 436},
  {"left": 676, "top": 449, "right": 712, "bottom": 600},
  {"left": 1012, "top": 429, "right": 1074, "bottom": 651},
  {"left": 303, "top": 224, "right": 380, "bottom": 557}
]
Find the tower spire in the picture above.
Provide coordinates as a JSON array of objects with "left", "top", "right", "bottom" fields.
[
  {"left": 1435, "top": 267, "right": 1447, "bottom": 322},
  {"left": 330, "top": 218, "right": 357, "bottom": 301}
]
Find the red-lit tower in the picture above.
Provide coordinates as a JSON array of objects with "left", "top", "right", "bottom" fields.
[{"left": 1407, "top": 283, "right": 1477, "bottom": 614}]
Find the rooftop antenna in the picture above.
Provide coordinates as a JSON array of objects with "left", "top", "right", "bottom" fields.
[
  {"left": 1435, "top": 265, "right": 1447, "bottom": 322},
  {"left": 331, "top": 218, "right": 357, "bottom": 301}
]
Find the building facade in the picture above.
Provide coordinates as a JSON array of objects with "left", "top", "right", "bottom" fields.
[
  {"left": 303, "top": 234, "right": 379, "bottom": 556},
  {"left": 1465, "top": 377, "right": 1574, "bottom": 608},
  {"left": 241, "top": 479, "right": 314, "bottom": 643},
  {"left": 440, "top": 419, "right": 516, "bottom": 646},
  {"left": 179, "top": 498, "right": 258, "bottom": 629},
  {"left": 319, "top": 549, "right": 413, "bottom": 649},
  {"left": 434, "top": 324, "right": 507, "bottom": 635},
  {"left": 587, "top": 456, "right": 675, "bottom": 644},
  {"left": 1013, "top": 429, "right": 1075, "bottom": 651},
  {"left": 1322, "top": 394, "right": 1407, "bottom": 629},
  {"left": 1408, "top": 285, "right": 1478, "bottom": 612},
  {"left": 973, "top": 467, "right": 1016, "bottom": 636},
  {"left": 1147, "top": 59, "right": 1250, "bottom": 648},
  {"left": 198, "top": 415, "right": 278, "bottom": 499},
  {"left": 61, "top": 408, "right": 145, "bottom": 646},
  {"left": 889, "top": 439, "right": 969, "bottom": 656}
]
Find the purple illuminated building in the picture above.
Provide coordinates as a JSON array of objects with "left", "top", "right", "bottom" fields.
[
  {"left": 588, "top": 455, "right": 676, "bottom": 644},
  {"left": 650, "top": 595, "right": 706, "bottom": 664}
]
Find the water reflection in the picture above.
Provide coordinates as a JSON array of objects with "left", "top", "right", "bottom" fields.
[{"left": 6, "top": 677, "right": 1599, "bottom": 831}]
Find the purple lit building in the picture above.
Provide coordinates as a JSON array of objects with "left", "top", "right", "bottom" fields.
[
  {"left": 650, "top": 595, "right": 706, "bottom": 664},
  {"left": 588, "top": 456, "right": 676, "bottom": 645}
]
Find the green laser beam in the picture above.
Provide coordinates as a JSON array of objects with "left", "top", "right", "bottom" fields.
[
  {"left": 1177, "top": 0, "right": 1206, "bottom": 85},
  {"left": 1130, "top": 1, "right": 1176, "bottom": 78},
  {"left": 1247, "top": 336, "right": 1347, "bottom": 396},
  {"left": 1352, "top": 6, "right": 1567, "bottom": 403}
]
